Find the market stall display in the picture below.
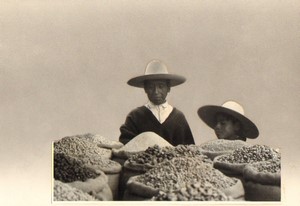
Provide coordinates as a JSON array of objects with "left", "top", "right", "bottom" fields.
[{"left": 127, "top": 156, "right": 244, "bottom": 199}]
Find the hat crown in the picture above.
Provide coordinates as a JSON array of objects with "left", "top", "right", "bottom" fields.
[
  {"left": 144, "top": 59, "right": 169, "bottom": 75},
  {"left": 222, "top": 101, "right": 245, "bottom": 115}
]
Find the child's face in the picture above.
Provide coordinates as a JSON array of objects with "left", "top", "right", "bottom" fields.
[{"left": 214, "top": 113, "right": 240, "bottom": 140}]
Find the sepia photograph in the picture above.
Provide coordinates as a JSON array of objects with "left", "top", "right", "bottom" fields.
[{"left": 1, "top": 0, "right": 299, "bottom": 205}]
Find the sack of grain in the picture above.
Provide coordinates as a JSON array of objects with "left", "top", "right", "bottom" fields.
[
  {"left": 243, "top": 160, "right": 281, "bottom": 201},
  {"left": 152, "top": 181, "right": 232, "bottom": 201},
  {"left": 54, "top": 135, "right": 112, "bottom": 159},
  {"left": 53, "top": 180, "right": 96, "bottom": 201},
  {"left": 112, "top": 132, "right": 173, "bottom": 159},
  {"left": 126, "top": 156, "right": 243, "bottom": 199},
  {"left": 213, "top": 144, "right": 281, "bottom": 176},
  {"left": 77, "top": 133, "right": 124, "bottom": 149},
  {"left": 53, "top": 151, "right": 113, "bottom": 200},
  {"left": 199, "top": 139, "right": 250, "bottom": 160}
]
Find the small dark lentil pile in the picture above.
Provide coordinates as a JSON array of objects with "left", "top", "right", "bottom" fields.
[
  {"left": 53, "top": 180, "right": 96, "bottom": 201},
  {"left": 54, "top": 136, "right": 111, "bottom": 157},
  {"left": 252, "top": 160, "right": 281, "bottom": 173},
  {"left": 135, "top": 157, "right": 236, "bottom": 192},
  {"left": 54, "top": 153, "right": 100, "bottom": 183},
  {"left": 217, "top": 144, "right": 281, "bottom": 164},
  {"left": 128, "top": 144, "right": 211, "bottom": 170},
  {"left": 153, "top": 181, "right": 231, "bottom": 201}
]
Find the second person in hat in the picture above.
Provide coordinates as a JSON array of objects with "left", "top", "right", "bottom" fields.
[{"left": 119, "top": 59, "right": 195, "bottom": 146}]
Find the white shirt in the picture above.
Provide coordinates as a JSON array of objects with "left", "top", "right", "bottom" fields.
[{"left": 145, "top": 101, "right": 173, "bottom": 124}]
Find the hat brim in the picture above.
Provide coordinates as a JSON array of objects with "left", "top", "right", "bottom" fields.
[
  {"left": 197, "top": 105, "right": 259, "bottom": 139},
  {"left": 127, "top": 74, "right": 186, "bottom": 88}
]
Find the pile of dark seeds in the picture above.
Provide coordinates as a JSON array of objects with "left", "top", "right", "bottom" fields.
[
  {"left": 217, "top": 144, "right": 281, "bottom": 164},
  {"left": 54, "top": 136, "right": 111, "bottom": 157},
  {"left": 252, "top": 160, "right": 281, "bottom": 173},
  {"left": 153, "top": 181, "right": 231, "bottom": 201},
  {"left": 128, "top": 144, "right": 211, "bottom": 170},
  {"left": 53, "top": 180, "right": 96, "bottom": 201},
  {"left": 135, "top": 157, "right": 236, "bottom": 192},
  {"left": 54, "top": 153, "right": 100, "bottom": 182}
]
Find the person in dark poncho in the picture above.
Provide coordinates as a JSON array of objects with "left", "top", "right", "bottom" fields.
[{"left": 119, "top": 59, "right": 195, "bottom": 146}]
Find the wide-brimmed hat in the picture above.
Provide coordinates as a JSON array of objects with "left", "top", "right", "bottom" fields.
[
  {"left": 127, "top": 59, "right": 186, "bottom": 88},
  {"left": 197, "top": 101, "right": 259, "bottom": 139}
]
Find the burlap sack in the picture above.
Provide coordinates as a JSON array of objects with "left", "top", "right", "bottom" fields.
[
  {"left": 213, "top": 154, "right": 247, "bottom": 175},
  {"left": 243, "top": 162, "right": 281, "bottom": 186},
  {"left": 222, "top": 178, "right": 244, "bottom": 199},
  {"left": 199, "top": 139, "right": 249, "bottom": 161},
  {"left": 244, "top": 181, "right": 281, "bottom": 201},
  {"left": 126, "top": 175, "right": 159, "bottom": 198}
]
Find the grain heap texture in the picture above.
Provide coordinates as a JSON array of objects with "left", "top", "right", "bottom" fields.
[
  {"left": 77, "top": 133, "right": 124, "bottom": 149},
  {"left": 71, "top": 154, "right": 122, "bottom": 174},
  {"left": 135, "top": 157, "right": 236, "bottom": 192},
  {"left": 112, "top": 132, "right": 173, "bottom": 159},
  {"left": 217, "top": 144, "right": 280, "bottom": 164},
  {"left": 54, "top": 136, "right": 112, "bottom": 159},
  {"left": 200, "top": 139, "right": 250, "bottom": 160},
  {"left": 200, "top": 139, "right": 248, "bottom": 152},
  {"left": 54, "top": 153, "right": 101, "bottom": 182},
  {"left": 53, "top": 180, "right": 96, "bottom": 201},
  {"left": 251, "top": 159, "right": 280, "bottom": 173},
  {"left": 126, "top": 144, "right": 211, "bottom": 172},
  {"left": 152, "top": 181, "right": 231, "bottom": 201},
  {"left": 243, "top": 159, "right": 281, "bottom": 186}
]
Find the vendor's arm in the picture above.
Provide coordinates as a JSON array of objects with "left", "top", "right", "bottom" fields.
[{"left": 119, "top": 113, "right": 139, "bottom": 145}]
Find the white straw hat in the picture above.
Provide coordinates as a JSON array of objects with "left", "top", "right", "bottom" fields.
[
  {"left": 197, "top": 101, "right": 259, "bottom": 139},
  {"left": 127, "top": 59, "right": 186, "bottom": 88}
]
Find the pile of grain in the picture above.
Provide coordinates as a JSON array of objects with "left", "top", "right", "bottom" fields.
[
  {"left": 127, "top": 145, "right": 211, "bottom": 171},
  {"left": 251, "top": 159, "right": 281, "bottom": 173},
  {"left": 112, "top": 132, "right": 173, "bottom": 158},
  {"left": 54, "top": 136, "right": 112, "bottom": 158},
  {"left": 135, "top": 157, "right": 236, "bottom": 192},
  {"left": 200, "top": 139, "right": 249, "bottom": 152},
  {"left": 153, "top": 181, "right": 231, "bottom": 201},
  {"left": 77, "top": 133, "right": 123, "bottom": 149},
  {"left": 54, "top": 153, "right": 101, "bottom": 182},
  {"left": 73, "top": 154, "right": 122, "bottom": 174},
  {"left": 217, "top": 144, "right": 281, "bottom": 164},
  {"left": 53, "top": 180, "right": 96, "bottom": 201}
]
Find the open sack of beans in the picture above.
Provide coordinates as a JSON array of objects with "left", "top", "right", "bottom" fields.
[
  {"left": 124, "top": 144, "right": 210, "bottom": 173},
  {"left": 199, "top": 139, "right": 250, "bottom": 160},
  {"left": 54, "top": 152, "right": 113, "bottom": 200},
  {"left": 126, "top": 156, "right": 244, "bottom": 200},
  {"left": 213, "top": 144, "right": 281, "bottom": 176},
  {"left": 53, "top": 180, "right": 96, "bottom": 201},
  {"left": 112, "top": 132, "right": 173, "bottom": 160},
  {"left": 243, "top": 159, "right": 281, "bottom": 201},
  {"left": 152, "top": 181, "right": 232, "bottom": 201},
  {"left": 54, "top": 135, "right": 112, "bottom": 159}
]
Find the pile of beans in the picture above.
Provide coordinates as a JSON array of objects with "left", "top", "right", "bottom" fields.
[
  {"left": 74, "top": 154, "right": 121, "bottom": 173},
  {"left": 135, "top": 157, "right": 236, "bottom": 192},
  {"left": 153, "top": 181, "right": 231, "bottom": 201},
  {"left": 77, "top": 133, "right": 123, "bottom": 149},
  {"left": 128, "top": 145, "right": 211, "bottom": 170},
  {"left": 252, "top": 160, "right": 281, "bottom": 173},
  {"left": 54, "top": 153, "right": 100, "bottom": 182},
  {"left": 200, "top": 139, "right": 248, "bottom": 152},
  {"left": 217, "top": 144, "right": 281, "bottom": 164},
  {"left": 53, "top": 180, "right": 96, "bottom": 201},
  {"left": 54, "top": 136, "right": 111, "bottom": 157}
]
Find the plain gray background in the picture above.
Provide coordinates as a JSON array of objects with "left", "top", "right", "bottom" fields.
[{"left": 1, "top": 0, "right": 299, "bottom": 205}]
